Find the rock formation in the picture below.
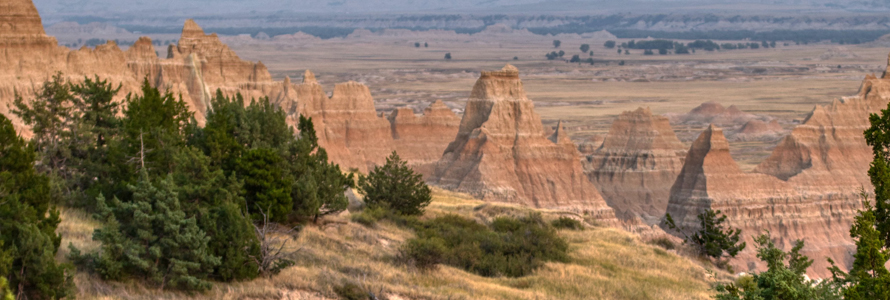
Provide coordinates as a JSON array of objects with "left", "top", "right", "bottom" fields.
[
  {"left": 754, "top": 71, "right": 890, "bottom": 195},
  {"left": 731, "top": 119, "right": 784, "bottom": 141},
  {"left": 664, "top": 125, "right": 857, "bottom": 277},
  {"left": 287, "top": 72, "right": 460, "bottom": 174},
  {"left": 0, "top": 0, "right": 283, "bottom": 124},
  {"left": 669, "top": 101, "right": 756, "bottom": 126},
  {"left": 584, "top": 107, "right": 687, "bottom": 223},
  {"left": 388, "top": 100, "right": 461, "bottom": 176},
  {"left": 0, "top": 0, "right": 460, "bottom": 176},
  {"left": 430, "top": 65, "right": 616, "bottom": 220}
]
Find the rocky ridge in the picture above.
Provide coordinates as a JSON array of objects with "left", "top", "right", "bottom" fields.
[{"left": 430, "top": 65, "right": 616, "bottom": 220}]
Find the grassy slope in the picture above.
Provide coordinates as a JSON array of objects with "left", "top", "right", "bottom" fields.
[{"left": 59, "top": 188, "right": 719, "bottom": 300}]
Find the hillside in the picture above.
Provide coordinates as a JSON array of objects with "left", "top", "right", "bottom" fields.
[{"left": 59, "top": 188, "right": 721, "bottom": 300}]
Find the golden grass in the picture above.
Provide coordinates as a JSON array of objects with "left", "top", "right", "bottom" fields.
[{"left": 60, "top": 187, "right": 723, "bottom": 300}]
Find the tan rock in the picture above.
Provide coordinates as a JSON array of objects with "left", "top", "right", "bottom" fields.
[
  {"left": 584, "top": 107, "right": 687, "bottom": 223},
  {"left": 430, "top": 65, "right": 616, "bottom": 220}
]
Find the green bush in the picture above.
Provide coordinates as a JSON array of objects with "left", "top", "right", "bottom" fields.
[
  {"left": 404, "top": 213, "right": 569, "bottom": 277},
  {"left": 399, "top": 237, "right": 446, "bottom": 271},
  {"left": 551, "top": 217, "right": 584, "bottom": 230},
  {"left": 358, "top": 151, "right": 431, "bottom": 216}
]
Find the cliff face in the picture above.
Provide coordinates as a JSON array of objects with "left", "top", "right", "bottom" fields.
[
  {"left": 430, "top": 65, "right": 616, "bottom": 220},
  {"left": 584, "top": 107, "right": 687, "bottom": 224},
  {"left": 664, "top": 125, "right": 858, "bottom": 278}
]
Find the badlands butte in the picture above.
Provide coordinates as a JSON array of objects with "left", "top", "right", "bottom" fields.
[{"left": 3, "top": 0, "right": 890, "bottom": 278}]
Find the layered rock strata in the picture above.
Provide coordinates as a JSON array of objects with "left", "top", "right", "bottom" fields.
[
  {"left": 665, "top": 125, "right": 857, "bottom": 277},
  {"left": 584, "top": 107, "right": 687, "bottom": 223},
  {"left": 430, "top": 65, "right": 616, "bottom": 220}
]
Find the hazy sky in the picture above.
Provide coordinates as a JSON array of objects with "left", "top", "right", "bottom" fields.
[{"left": 31, "top": 0, "right": 871, "bottom": 19}]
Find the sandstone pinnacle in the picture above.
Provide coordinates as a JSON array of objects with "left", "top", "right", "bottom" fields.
[{"left": 432, "top": 65, "right": 616, "bottom": 220}]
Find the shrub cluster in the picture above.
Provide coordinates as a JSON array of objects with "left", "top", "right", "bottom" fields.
[{"left": 401, "top": 213, "right": 569, "bottom": 277}]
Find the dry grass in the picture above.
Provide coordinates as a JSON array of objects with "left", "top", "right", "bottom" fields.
[{"left": 60, "top": 187, "right": 724, "bottom": 300}]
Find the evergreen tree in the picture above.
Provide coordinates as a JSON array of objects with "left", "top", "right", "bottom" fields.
[
  {"left": 198, "top": 91, "right": 248, "bottom": 172},
  {"left": 199, "top": 202, "right": 260, "bottom": 281},
  {"left": 170, "top": 147, "right": 259, "bottom": 281},
  {"left": 84, "top": 172, "right": 220, "bottom": 291},
  {"left": 12, "top": 74, "right": 124, "bottom": 207},
  {"left": 715, "top": 232, "right": 840, "bottom": 300},
  {"left": 665, "top": 209, "right": 745, "bottom": 265},
  {"left": 288, "top": 116, "right": 353, "bottom": 221},
  {"left": 11, "top": 73, "right": 74, "bottom": 175},
  {"left": 864, "top": 101, "right": 890, "bottom": 247},
  {"left": 829, "top": 195, "right": 890, "bottom": 299},
  {"left": 120, "top": 79, "right": 192, "bottom": 179},
  {"left": 580, "top": 44, "right": 590, "bottom": 53},
  {"left": 237, "top": 148, "right": 293, "bottom": 222},
  {"left": 358, "top": 151, "right": 431, "bottom": 216},
  {"left": 0, "top": 114, "right": 74, "bottom": 299}
]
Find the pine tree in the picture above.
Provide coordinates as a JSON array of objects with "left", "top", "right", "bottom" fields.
[
  {"left": 864, "top": 101, "right": 890, "bottom": 248},
  {"left": 170, "top": 146, "right": 259, "bottom": 281},
  {"left": 85, "top": 172, "right": 220, "bottom": 291},
  {"left": 665, "top": 209, "right": 745, "bottom": 265},
  {"left": 0, "top": 114, "right": 74, "bottom": 299},
  {"left": 120, "top": 79, "right": 192, "bottom": 179},
  {"left": 829, "top": 195, "right": 890, "bottom": 299},
  {"left": 290, "top": 115, "right": 353, "bottom": 221},
  {"left": 11, "top": 73, "right": 74, "bottom": 175},
  {"left": 237, "top": 148, "right": 293, "bottom": 222},
  {"left": 358, "top": 151, "right": 431, "bottom": 216}
]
